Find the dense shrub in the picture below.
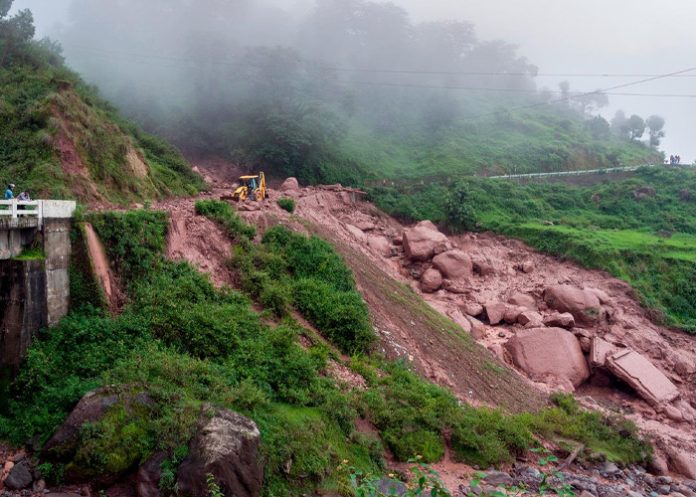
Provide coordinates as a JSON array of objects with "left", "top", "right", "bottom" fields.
[
  {"left": 294, "top": 278, "right": 374, "bottom": 355},
  {"left": 90, "top": 210, "right": 168, "bottom": 284},
  {"left": 277, "top": 197, "right": 296, "bottom": 213}
]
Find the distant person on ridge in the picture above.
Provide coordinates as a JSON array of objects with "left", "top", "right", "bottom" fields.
[{"left": 5, "top": 184, "right": 15, "bottom": 200}]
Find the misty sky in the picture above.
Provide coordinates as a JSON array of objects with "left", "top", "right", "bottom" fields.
[{"left": 12, "top": 0, "right": 696, "bottom": 162}]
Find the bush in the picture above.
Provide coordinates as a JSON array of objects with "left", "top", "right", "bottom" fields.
[
  {"left": 195, "top": 200, "right": 256, "bottom": 241},
  {"left": 90, "top": 210, "right": 168, "bottom": 284},
  {"left": 294, "top": 278, "right": 374, "bottom": 354},
  {"left": 277, "top": 197, "right": 296, "bottom": 213}
]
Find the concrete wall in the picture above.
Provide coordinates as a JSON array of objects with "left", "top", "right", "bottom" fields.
[
  {"left": 0, "top": 218, "right": 40, "bottom": 260},
  {"left": 0, "top": 213, "right": 73, "bottom": 378},
  {"left": 0, "top": 260, "right": 47, "bottom": 377},
  {"left": 43, "top": 219, "right": 72, "bottom": 326}
]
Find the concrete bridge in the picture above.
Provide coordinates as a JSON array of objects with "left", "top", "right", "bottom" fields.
[{"left": 0, "top": 199, "right": 76, "bottom": 378}]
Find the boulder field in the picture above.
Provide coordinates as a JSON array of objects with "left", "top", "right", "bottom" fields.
[{"left": 283, "top": 186, "right": 696, "bottom": 481}]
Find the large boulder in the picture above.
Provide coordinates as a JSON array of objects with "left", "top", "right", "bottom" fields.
[
  {"left": 420, "top": 268, "right": 443, "bottom": 293},
  {"left": 589, "top": 337, "right": 619, "bottom": 368},
  {"left": 402, "top": 221, "right": 449, "bottom": 262},
  {"left": 367, "top": 235, "right": 392, "bottom": 257},
  {"left": 176, "top": 407, "right": 263, "bottom": 497},
  {"left": 668, "top": 449, "right": 696, "bottom": 479},
  {"left": 43, "top": 387, "right": 119, "bottom": 459},
  {"left": 137, "top": 452, "right": 168, "bottom": 497},
  {"left": 505, "top": 328, "right": 590, "bottom": 388},
  {"left": 543, "top": 312, "right": 575, "bottom": 329},
  {"left": 345, "top": 224, "right": 367, "bottom": 243},
  {"left": 508, "top": 292, "right": 536, "bottom": 310},
  {"left": 432, "top": 250, "right": 472, "bottom": 279},
  {"left": 43, "top": 388, "right": 155, "bottom": 482},
  {"left": 485, "top": 301, "right": 507, "bottom": 325},
  {"left": 517, "top": 310, "right": 543, "bottom": 327},
  {"left": 606, "top": 349, "right": 679, "bottom": 407},
  {"left": 4, "top": 460, "right": 33, "bottom": 490},
  {"left": 279, "top": 177, "right": 299, "bottom": 192},
  {"left": 544, "top": 285, "right": 602, "bottom": 326}
]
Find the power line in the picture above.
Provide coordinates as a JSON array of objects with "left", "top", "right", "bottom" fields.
[
  {"left": 62, "top": 44, "right": 696, "bottom": 79},
  {"left": 65, "top": 49, "right": 696, "bottom": 99},
  {"left": 464, "top": 65, "right": 696, "bottom": 120}
]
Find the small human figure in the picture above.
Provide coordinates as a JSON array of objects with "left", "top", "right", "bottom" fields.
[
  {"left": 677, "top": 155, "right": 681, "bottom": 165},
  {"left": 4, "top": 184, "right": 15, "bottom": 200},
  {"left": 17, "top": 191, "right": 30, "bottom": 201},
  {"left": 669, "top": 155, "right": 675, "bottom": 165}
]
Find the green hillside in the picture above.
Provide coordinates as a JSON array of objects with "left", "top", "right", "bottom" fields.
[
  {"left": 0, "top": 9, "right": 202, "bottom": 204},
  {"left": 0, "top": 207, "right": 649, "bottom": 495}
]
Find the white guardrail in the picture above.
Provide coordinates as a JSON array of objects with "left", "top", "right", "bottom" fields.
[
  {"left": 0, "top": 200, "right": 43, "bottom": 221},
  {"left": 488, "top": 164, "right": 696, "bottom": 180}
]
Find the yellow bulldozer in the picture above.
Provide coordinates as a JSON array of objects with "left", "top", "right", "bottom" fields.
[{"left": 231, "top": 172, "right": 267, "bottom": 202}]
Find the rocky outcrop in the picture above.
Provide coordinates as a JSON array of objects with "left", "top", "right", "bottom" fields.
[
  {"left": 505, "top": 328, "right": 590, "bottom": 388},
  {"left": 606, "top": 349, "right": 679, "bottom": 407},
  {"left": 176, "top": 406, "right": 263, "bottom": 497},
  {"left": 544, "top": 285, "right": 602, "bottom": 326},
  {"left": 432, "top": 250, "right": 472, "bottom": 279},
  {"left": 420, "top": 268, "right": 443, "bottom": 293},
  {"left": 402, "top": 221, "right": 449, "bottom": 261}
]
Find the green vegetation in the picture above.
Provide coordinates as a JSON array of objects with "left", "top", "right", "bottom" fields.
[
  {"left": 374, "top": 167, "right": 696, "bottom": 332},
  {"left": 0, "top": 4, "right": 202, "bottom": 203},
  {"left": 277, "top": 197, "right": 296, "bottom": 213},
  {"left": 0, "top": 209, "right": 650, "bottom": 496},
  {"left": 196, "top": 200, "right": 373, "bottom": 354},
  {"left": 12, "top": 246, "right": 44, "bottom": 261}
]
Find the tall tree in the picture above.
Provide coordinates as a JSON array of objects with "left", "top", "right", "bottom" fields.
[
  {"left": 627, "top": 114, "right": 645, "bottom": 140},
  {"left": 611, "top": 110, "right": 629, "bottom": 139},
  {"left": 0, "top": 0, "right": 12, "bottom": 19},
  {"left": 646, "top": 115, "right": 666, "bottom": 147}
]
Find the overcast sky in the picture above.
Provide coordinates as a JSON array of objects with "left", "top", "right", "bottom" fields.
[{"left": 13, "top": 0, "right": 696, "bottom": 162}]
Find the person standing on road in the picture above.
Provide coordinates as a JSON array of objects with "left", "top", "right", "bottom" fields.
[{"left": 4, "top": 184, "right": 15, "bottom": 200}]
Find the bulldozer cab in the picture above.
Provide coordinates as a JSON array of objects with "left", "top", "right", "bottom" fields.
[{"left": 241, "top": 176, "right": 258, "bottom": 190}]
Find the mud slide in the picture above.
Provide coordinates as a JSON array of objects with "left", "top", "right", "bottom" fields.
[
  {"left": 154, "top": 169, "right": 696, "bottom": 479},
  {"left": 83, "top": 223, "right": 123, "bottom": 313},
  {"left": 156, "top": 195, "right": 235, "bottom": 288}
]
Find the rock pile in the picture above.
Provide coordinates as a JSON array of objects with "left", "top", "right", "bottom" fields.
[{"left": 459, "top": 463, "right": 696, "bottom": 497}]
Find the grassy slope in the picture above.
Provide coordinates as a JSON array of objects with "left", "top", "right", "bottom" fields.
[
  {"left": 372, "top": 167, "right": 696, "bottom": 331},
  {"left": 0, "top": 42, "right": 203, "bottom": 204},
  {"left": 0, "top": 207, "right": 650, "bottom": 496},
  {"left": 342, "top": 102, "right": 660, "bottom": 182}
]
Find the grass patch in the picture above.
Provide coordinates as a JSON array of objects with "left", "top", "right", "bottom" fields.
[{"left": 12, "top": 247, "right": 44, "bottom": 261}]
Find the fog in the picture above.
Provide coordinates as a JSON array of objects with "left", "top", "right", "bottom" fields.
[{"left": 12, "top": 0, "right": 696, "bottom": 163}]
